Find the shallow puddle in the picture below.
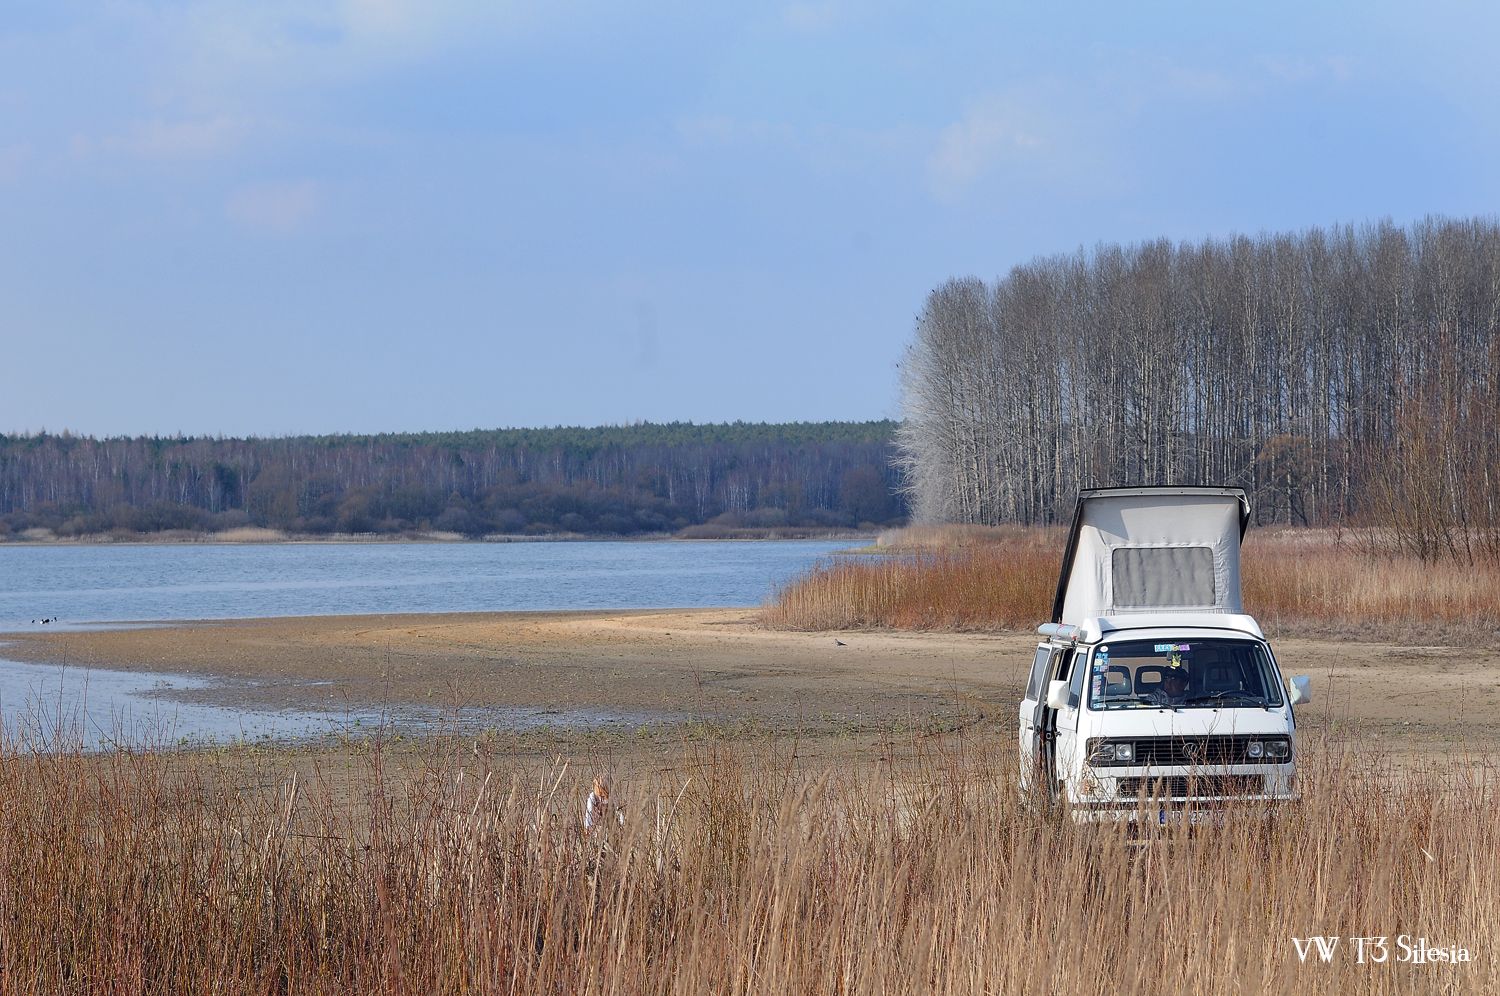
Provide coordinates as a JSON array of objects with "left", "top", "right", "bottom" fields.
[
  {"left": 0, "top": 656, "right": 665, "bottom": 752},
  {"left": 0, "top": 656, "right": 382, "bottom": 750}
]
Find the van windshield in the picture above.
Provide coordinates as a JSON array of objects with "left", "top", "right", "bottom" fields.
[{"left": 1086, "top": 638, "right": 1283, "bottom": 710}]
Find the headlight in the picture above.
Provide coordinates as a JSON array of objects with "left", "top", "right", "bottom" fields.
[
  {"left": 1266, "top": 739, "right": 1290, "bottom": 759},
  {"left": 1247, "top": 741, "right": 1264, "bottom": 759},
  {"left": 1087, "top": 740, "right": 1135, "bottom": 765}
]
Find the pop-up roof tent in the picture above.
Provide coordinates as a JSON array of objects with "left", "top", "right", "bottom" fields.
[{"left": 1051, "top": 487, "right": 1251, "bottom": 625}]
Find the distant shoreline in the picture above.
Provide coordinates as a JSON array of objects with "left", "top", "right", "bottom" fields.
[{"left": 0, "top": 526, "right": 876, "bottom": 547}]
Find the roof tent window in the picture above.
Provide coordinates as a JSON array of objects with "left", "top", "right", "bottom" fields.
[{"left": 1111, "top": 546, "right": 1215, "bottom": 610}]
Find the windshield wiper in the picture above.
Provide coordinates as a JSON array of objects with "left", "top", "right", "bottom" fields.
[
  {"left": 1100, "top": 694, "right": 1182, "bottom": 711},
  {"left": 1099, "top": 694, "right": 1153, "bottom": 708},
  {"left": 1187, "top": 691, "right": 1269, "bottom": 710}
]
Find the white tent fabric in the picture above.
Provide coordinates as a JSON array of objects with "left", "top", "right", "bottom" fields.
[{"left": 1053, "top": 488, "right": 1249, "bottom": 625}]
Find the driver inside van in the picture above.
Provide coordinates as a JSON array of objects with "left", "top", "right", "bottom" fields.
[{"left": 1149, "top": 655, "right": 1191, "bottom": 706}]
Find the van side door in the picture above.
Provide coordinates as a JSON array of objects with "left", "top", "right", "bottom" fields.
[
  {"left": 1038, "top": 648, "right": 1078, "bottom": 798},
  {"left": 1019, "top": 644, "right": 1057, "bottom": 789},
  {"left": 1053, "top": 646, "right": 1088, "bottom": 783}
]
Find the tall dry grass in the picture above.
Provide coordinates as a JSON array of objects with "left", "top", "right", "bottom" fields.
[
  {"left": 762, "top": 529, "right": 1060, "bottom": 630},
  {"left": 1243, "top": 529, "right": 1500, "bottom": 636},
  {"left": 0, "top": 731, "right": 1494, "bottom": 993},
  {"left": 766, "top": 526, "right": 1500, "bottom": 637}
]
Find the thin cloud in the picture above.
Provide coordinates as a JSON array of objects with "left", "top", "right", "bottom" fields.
[
  {"left": 0, "top": 142, "right": 32, "bottom": 182},
  {"left": 173, "top": 0, "right": 546, "bottom": 90},
  {"left": 1261, "top": 54, "right": 1356, "bottom": 85},
  {"left": 927, "top": 98, "right": 1047, "bottom": 200},
  {"left": 339, "top": 0, "right": 460, "bottom": 40},
  {"left": 676, "top": 115, "right": 796, "bottom": 147},
  {"left": 925, "top": 54, "right": 1338, "bottom": 204},
  {"left": 75, "top": 116, "right": 253, "bottom": 161},
  {"left": 1161, "top": 65, "right": 1240, "bottom": 101},
  {"left": 782, "top": 2, "right": 846, "bottom": 32},
  {"left": 225, "top": 180, "right": 321, "bottom": 233},
  {"left": 675, "top": 114, "right": 920, "bottom": 177}
]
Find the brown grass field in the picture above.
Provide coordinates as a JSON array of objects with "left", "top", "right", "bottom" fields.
[
  {"left": 0, "top": 726, "right": 1494, "bottom": 994},
  {"left": 4, "top": 526, "right": 1499, "bottom": 992},
  {"left": 764, "top": 526, "right": 1500, "bottom": 639}
]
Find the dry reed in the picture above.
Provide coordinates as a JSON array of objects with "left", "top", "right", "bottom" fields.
[
  {"left": 766, "top": 526, "right": 1500, "bottom": 637},
  {"left": 762, "top": 530, "right": 1059, "bottom": 631},
  {"left": 0, "top": 729, "right": 1493, "bottom": 994},
  {"left": 1243, "top": 529, "right": 1500, "bottom": 636}
]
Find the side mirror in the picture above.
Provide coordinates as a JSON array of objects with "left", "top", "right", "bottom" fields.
[
  {"left": 1288, "top": 675, "right": 1312, "bottom": 706},
  {"left": 1046, "top": 679, "right": 1070, "bottom": 711}
]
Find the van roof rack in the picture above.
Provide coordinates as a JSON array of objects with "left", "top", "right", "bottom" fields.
[{"left": 1037, "top": 613, "right": 1265, "bottom": 643}]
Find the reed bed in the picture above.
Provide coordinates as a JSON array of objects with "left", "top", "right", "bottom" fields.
[
  {"left": 0, "top": 731, "right": 1493, "bottom": 994},
  {"left": 866, "top": 523, "right": 1059, "bottom": 552},
  {"left": 765, "top": 526, "right": 1500, "bottom": 636},
  {"left": 762, "top": 530, "right": 1059, "bottom": 630},
  {"left": 1243, "top": 529, "right": 1500, "bottom": 635}
]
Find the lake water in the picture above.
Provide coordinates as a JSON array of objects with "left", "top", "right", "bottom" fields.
[
  {"left": 0, "top": 539, "right": 846, "bottom": 631},
  {"left": 0, "top": 540, "right": 843, "bottom": 748}
]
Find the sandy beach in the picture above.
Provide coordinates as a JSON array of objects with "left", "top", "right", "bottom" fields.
[{"left": 3, "top": 610, "right": 1498, "bottom": 759}]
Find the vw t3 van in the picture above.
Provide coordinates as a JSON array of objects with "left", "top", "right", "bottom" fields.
[{"left": 1018, "top": 487, "right": 1311, "bottom": 820}]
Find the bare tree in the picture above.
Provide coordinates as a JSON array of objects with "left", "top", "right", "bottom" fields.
[{"left": 896, "top": 216, "right": 1500, "bottom": 557}]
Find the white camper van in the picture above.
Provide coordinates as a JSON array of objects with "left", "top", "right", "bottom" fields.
[{"left": 1018, "top": 487, "right": 1311, "bottom": 821}]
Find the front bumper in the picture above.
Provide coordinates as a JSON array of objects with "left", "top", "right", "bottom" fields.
[
  {"left": 1068, "top": 802, "right": 1287, "bottom": 826},
  {"left": 1068, "top": 763, "right": 1296, "bottom": 814}
]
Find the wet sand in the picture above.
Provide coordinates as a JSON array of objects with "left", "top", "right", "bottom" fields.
[{"left": 3, "top": 610, "right": 1497, "bottom": 757}]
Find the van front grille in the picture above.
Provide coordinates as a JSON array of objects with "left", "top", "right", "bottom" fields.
[
  {"left": 1128, "top": 735, "right": 1285, "bottom": 766},
  {"left": 1116, "top": 775, "right": 1264, "bottom": 799}
]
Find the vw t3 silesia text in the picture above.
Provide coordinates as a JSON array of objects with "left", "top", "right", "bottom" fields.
[{"left": 1291, "top": 935, "right": 1472, "bottom": 965}]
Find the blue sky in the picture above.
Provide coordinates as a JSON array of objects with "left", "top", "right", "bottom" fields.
[{"left": 3, "top": 1, "right": 1498, "bottom": 437}]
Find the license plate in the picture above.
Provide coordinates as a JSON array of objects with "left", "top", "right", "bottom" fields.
[{"left": 1158, "top": 808, "right": 1226, "bottom": 828}]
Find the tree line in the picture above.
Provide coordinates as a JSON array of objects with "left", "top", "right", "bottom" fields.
[
  {"left": 0, "top": 422, "right": 906, "bottom": 538},
  {"left": 896, "top": 216, "right": 1500, "bottom": 558}
]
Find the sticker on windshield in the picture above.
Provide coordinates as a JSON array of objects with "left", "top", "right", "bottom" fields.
[{"left": 1154, "top": 642, "right": 1192, "bottom": 653}]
